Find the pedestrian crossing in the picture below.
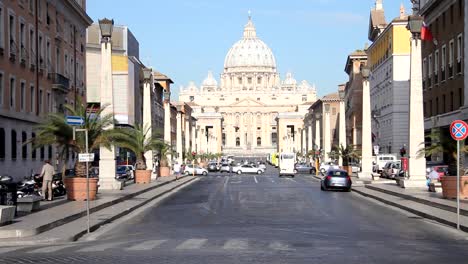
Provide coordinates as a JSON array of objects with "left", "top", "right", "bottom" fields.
[{"left": 4, "top": 238, "right": 298, "bottom": 255}]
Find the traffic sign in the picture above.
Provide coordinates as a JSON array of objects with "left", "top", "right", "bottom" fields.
[
  {"left": 66, "top": 116, "right": 84, "bottom": 126},
  {"left": 450, "top": 120, "right": 468, "bottom": 141},
  {"left": 78, "top": 153, "right": 94, "bottom": 162}
]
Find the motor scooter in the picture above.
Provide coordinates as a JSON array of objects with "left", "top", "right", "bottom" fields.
[{"left": 16, "top": 173, "right": 39, "bottom": 198}]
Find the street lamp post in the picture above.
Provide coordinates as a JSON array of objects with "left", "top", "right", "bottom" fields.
[
  {"left": 338, "top": 89, "right": 346, "bottom": 166},
  {"left": 401, "top": 12, "right": 426, "bottom": 187},
  {"left": 358, "top": 65, "right": 373, "bottom": 180},
  {"left": 98, "top": 18, "right": 121, "bottom": 190}
]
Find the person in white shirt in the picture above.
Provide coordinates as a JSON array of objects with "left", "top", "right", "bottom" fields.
[{"left": 173, "top": 162, "right": 181, "bottom": 180}]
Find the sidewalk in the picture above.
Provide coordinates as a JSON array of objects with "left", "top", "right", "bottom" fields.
[
  {"left": 0, "top": 175, "right": 197, "bottom": 246},
  {"left": 352, "top": 182, "right": 468, "bottom": 232}
]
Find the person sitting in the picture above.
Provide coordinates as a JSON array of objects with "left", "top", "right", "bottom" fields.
[{"left": 427, "top": 168, "right": 440, "bottom": 192}]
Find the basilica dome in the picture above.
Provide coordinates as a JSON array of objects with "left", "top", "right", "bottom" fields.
[{"left": 224, "top": 17, "right": 276, "bottom": 70}]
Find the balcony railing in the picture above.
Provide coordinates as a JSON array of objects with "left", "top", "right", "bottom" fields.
[{"left": 49, "top": 73, "right": 70, "bottom": 93}]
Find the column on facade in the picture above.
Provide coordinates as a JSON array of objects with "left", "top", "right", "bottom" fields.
[
  {"left": 217, "top": 118, "right": 223, "bottom": 153},
  {"left": 176, "top": 111, "right": 183, "bottom": 164},
  {"left": 308, "top": 124, "right": 313, "bottom": 152},
  {"left": 338, "top": 99, "right": 346, "bottom": 166},
  {"left": 142, "top": 75, "right": 154, "bottom": 178},
  {"left": 315, "top": 116, "right": 321, "bottom": 151},
  {"left": 278, "top": 119, "right": 284, "bottom": 152},
  {"left": 185, "top": 119, "right": 191, "bottom": 152},
  {"left": 99, "top": 38, "right": 120, "bottom": 190},
  {"left": 164, "top": 101, "right": 171, "bottom": 163},
  {"left": 323, "top": 107, "right": 331, "bottom": 162},
  {"left": 359, "top": 77, "right": 373, "bottom": 180},
  {"left": 352, "top": 115, "right": 357, "bottom": 146},
  {"left": 302, "top": 128, "right": 306, "bottom": 154}
]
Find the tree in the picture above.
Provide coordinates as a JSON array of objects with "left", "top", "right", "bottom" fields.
[
  {"left": 32, "top": 100, "right": 115, "bottom": 178},
  {"left": 336, "top": 144, "right": 361, "bottom": 166},
  {"left": 109, "top": 124, "right": 167, "bottom": 170}
]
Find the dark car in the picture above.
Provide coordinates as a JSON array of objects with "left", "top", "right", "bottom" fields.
[
  {"left": 115, "top": 166, "right": 131, "bottom": 180},
  {"left": 208, "top": 163, "right": 219, "bottom": 172},
  {"left": 294, "top": 163, "right": 316, "bottom": 174},
  {"left": 320, "top": 169, "right": 352, "bottom": 192}
]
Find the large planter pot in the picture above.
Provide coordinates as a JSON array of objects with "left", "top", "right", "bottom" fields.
[
  {"left": 159, "top": 166, "right": 170, "bottom": 177},
  {"left": 440, "top": 176, "right": 468, "bottom": 199},
  {"left": 64, "top": 177, "right": 98, "bottom": 201},
  {"left": 135, "top": 170, "right": 151, "bottom": 184},
  {"left": 342, "top": 166, "right": 353, "bottom": 175}
]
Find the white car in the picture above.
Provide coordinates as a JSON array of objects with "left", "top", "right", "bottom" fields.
[
  {"left": 232, "top": 164, "right": 265, "bottom": 174},
  {"left": 184, "top": 164, "right": 208, "bottom": 176},
  {"left": 319, "top": 162, "right": 340, "bottom": 175}
]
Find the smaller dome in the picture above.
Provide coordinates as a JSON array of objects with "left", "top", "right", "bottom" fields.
[
  {"left": 186, "top": 81, "right": 198, "bottom": 91},
  {"left": 202, "top": 71, "right": 218, "bottom": 87},
  {"left": 282, "top": 72, "right": 297, "bottom": 86}
]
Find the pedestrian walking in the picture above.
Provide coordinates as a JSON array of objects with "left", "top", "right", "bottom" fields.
[
  {"left": 427, "top": 167, "right": 440, "bottom": 192},
  {"left": 173, "top": 162, "right": 181, "bottom": 180},
  {"left": 39, "top": 160, "right": 55, "bottom": 201}
]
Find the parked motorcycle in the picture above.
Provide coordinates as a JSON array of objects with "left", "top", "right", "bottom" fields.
[
  {"left": 33, "top": 173, "right": 66, "bottom": 197},
  {"left": 16, "top": 173, "right": 40, "bottom": 198}
]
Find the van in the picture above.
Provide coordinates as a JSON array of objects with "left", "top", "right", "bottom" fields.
[{"left": 373, "top": 154, "right": 397, "bottom": 173}]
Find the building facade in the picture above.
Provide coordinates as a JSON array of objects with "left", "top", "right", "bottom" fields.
[
  {"left": 343, "top": 49, "right": 367, "bottom": 150},
  {"left": 0, "top": 0, "right": 92, "bottom": 180},
  {"left": 367, "top": 1, "right": 411, "bottom": 157},
  {"left": 178, "top": 16, "right": 317, "bottom": 157},
  {"left": 421, "top": 0, "right": 465, "bottom": 163}
]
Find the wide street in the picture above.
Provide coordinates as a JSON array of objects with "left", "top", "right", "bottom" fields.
[{"left": 1, "top": 164, "right": 468, "bottom": 264}]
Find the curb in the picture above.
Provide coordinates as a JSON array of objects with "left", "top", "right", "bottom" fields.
[
  {"left": 352, "top": 187, "right": 468, "bottom": 232},
  {"left": 0, "top": 176, "right": 189, "bottom": 239}
]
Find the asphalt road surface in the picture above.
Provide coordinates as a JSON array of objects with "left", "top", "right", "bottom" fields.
[{"left": 2, "top": 165, "right": 468, "bottom": 264}]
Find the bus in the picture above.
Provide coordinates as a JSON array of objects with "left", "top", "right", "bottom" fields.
[{"left": 279, "top": 152, "right": 296, "bottom": 177}]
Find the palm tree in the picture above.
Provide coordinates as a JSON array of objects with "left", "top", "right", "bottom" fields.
[
  {"left": 109, "top": 124, "right": 167, "bottom": 170},
  {"left": 336, "top": 144, "right": 361, "bottom": 166},
  {"left": 32, "top": 100, "right": 114, "bottom": 178}
]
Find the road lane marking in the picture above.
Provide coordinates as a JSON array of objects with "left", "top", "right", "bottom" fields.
[
  {"left": 254, "top": 176, "right": 258, "bottom": 183},
  {"left": 269, "top": 241, "right": 294, "bottom": 251},
  {"left": 223, "top": 239, "right": 248, "bottom": 250},
  {"left": 286, "top": 178, "right": 297, "bottom": 183},
  {"left": 223, "top": 176, "right": 229, "bottom": 189},
  {"left": 28, "top": 244, "right": 76, "bottom": 254},
  {"left": 176, "top": 239, "right": 208, "bottom": 250},
  {"left": 76, "top": 242, "right": 124, "bottom": 252},
  {"left": 126, "top": 240, "right": 167, "bottom": 251}
]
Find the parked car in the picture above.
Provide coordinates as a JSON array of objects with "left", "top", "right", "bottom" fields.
[
  {"left": 373, "top": 154, "right": 398, "bottom": 173},
  {"left": 207, "top": 162, "right": 219, "bottom": 172},
  {"left": 294, "top": 163, "right": 316, "bottom": 174},
  {"left": 320, "top": 169, "right": 352, "bottom": 192},
  {"left": 118, "top": 165, "right": 135, "bottom": 179},
  {"left": 219, "top": 163, "right": 231, "bottom": 173},
  {"left": 184, "top": 164, "right": 208, "bottom": 176},
  {"left": 257, "top": 161, "right": 267, "bottom": 171},
  {"left": 319, "top": 161, "right": 340, "bottom": 175},
  {"left": 348, "top": 162, "right": 361, "bottom": 173},
  {"left": 382, "top": 161, "right": 401, "bottom": 179},
  {"left": 426, "top": 165, "right": 448, "bottom": 178},
  {"left": 115, "top": 166, "right": 132, "bottom": 180},
  {"left": 232, "top": 164, "right": 264, "bottom": 174}
]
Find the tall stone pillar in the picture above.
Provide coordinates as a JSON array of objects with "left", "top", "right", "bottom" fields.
[
  {"left": 185, "top": 119, "right": 191, "bottom": 152},
  {"left": 142, "top": 69, "right": 154, "bottom": 178},
  {"left": 315, "top": 115, "right": 321, "bottom": 151},
  {"left": 191, "top": 123, "right": 196, "bottom": 152},
  {"left": 98, "top": 29, "right": 121, "bottom": 190},
  {"left": 302, "top": 128, "right": 306, "bottom": 155},
  {"left": 352, "top": 115, "right": 357, "bottom": 146},
  {"left": 176, "top": 111, "right": 183, "bottom": 164},
  {"left": 338, "top": 99, "right": 346, "bottom": 166},
  {"left": 323, "top": 105, "right": 331, "bottom": 162},
  {"left": 359, "top": 73, "right": 373, "bottom": 180},
  {"left": 308, "top": 124, "right": 313, "bottom": 152},
  {"left": 164, "top": 96, "right": 171, "bottom": 165},
  {"left": 402, "top": 36, "right": 427, "bottom": 187}
]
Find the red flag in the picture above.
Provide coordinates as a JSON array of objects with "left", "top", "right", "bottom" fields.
[{"left": 421, "top": 22, "right": 437, "bottom": 45}]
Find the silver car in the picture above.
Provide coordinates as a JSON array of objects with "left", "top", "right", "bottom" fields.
[
  {"left": 232, "top": 164, "right": 264, "bottom": 174},
  {"left": 320, "top": 169, "right": 352, "bottom": 192}
]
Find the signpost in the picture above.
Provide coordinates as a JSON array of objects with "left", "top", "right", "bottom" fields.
[
  {"left": 449, "top": 120, "right": 468, "bottom": 230},
  {"left": 66, "top": 116, "right": 91, "bottom": 234}
]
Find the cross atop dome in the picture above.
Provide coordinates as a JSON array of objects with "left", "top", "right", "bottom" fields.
[{"left": 243, "top": 11, "right": 257, "bottom": 39}]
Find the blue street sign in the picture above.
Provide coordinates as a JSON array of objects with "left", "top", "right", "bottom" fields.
[{"left": 66, "top": 116, "right": 84, "bottom": 126}]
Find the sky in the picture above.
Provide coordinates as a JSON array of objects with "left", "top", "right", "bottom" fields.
[{"left": 87, "top": 0, "right": 412, "bottom": 98}]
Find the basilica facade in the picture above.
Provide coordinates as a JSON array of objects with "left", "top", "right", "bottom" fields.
[{"left": 178, "top": 16, "right": 317, "bottom": 156}]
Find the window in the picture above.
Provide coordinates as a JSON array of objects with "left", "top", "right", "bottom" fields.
[
  {"left": 236, "top": 137, "right": 240, "bottom": 147},
  {"left": 428, "top": 54, "right": 433, "bottom": 87},
  {"left": 423, "top": 58, "right": 427, "bottom": 89},
  {"left": 64, "top": 53, "right": 68, "bottom": 76},
  {"left": 257, "top": 137, "right": 261, "bottom": 146},
  {"left": 257, "top": 127, "right": 261, "bottom": 130},
  {"left": 11, "top": 130, "right": 16, "bottom": 160},
  {"left": 48, "top": 145, "right": 52, "bottom": 159},
  {"left": 0, "top": 3, "right": 4, "bottom": 50},
  {"left": 20, "top": 81, "right": 25, "bottom": 111},
  {"left": 29, "top": 25, "right": 35, "bottom": 67},
  {"left": 38, "top": 33, "right": 43, "bottom": 68},
  {"left": 236, "top": 98, "right": 239, "bottom": 101},
  {"left": 55, "top": 47, "right": 60, "bottom": 73},
  {"left": 38, "top": 0, "right": 42, "bottom": 21},
  {"left": 46, "top": 92, "right": 50, "bottom": 112},
  {"left": 0, "top": 72, "right": 3, "bottom": 106},
  {"left": 257, "top": 97, "right": 260, "bottom": 101},
  {"left": 332, "top": 107, "right": 337, "bottom": 115},
  {"left": 434, "top": 50, "right": 439, "bottom": 83},
  {"left": 247, "top": 77, "right": 252, "bottom": 84},
  {"left": 30, "top": 84, "right": 35, "bottom": 113},
  {"left": 235, "top": 127, "right": 239, "bottom": 132},
  {"left": 257, "top": 77, "right": 261, "bottom": 84},
  {"left": 271, "top": 132, "right": 278, "bottom": 145},
  {"left": 46, "top": 39, "right": 51, "bottom": 71},
  {"left": 450, "top": 5, "right": 454, "bottom": 24},
  {"left": 449, "top": 40, "right": 454, "bottom": 77},
  {"left": 9, "top": 76, "right": 15, "bottom": 109},
  {"left": 29, "top": 0, "right": 34, "bottom": 14},
  {"left": 457, "top": 34, "right": 463, "bottom": 74},
  {"left": 238, "top": 77, "right": 242, "bottom": 85},
  {"left": 441, "top": 45, "right": 446, "bottom": 81},
  {"left": 22, "top": 131, "right": 27, "bottom": 159},
  {"left": 0, "top": 128, "right": 4, "bottom": 159},
  {"left": 40, "top": 146, "right": 44, "bottom": 160},
  {"left": 38, "top": 89, "right": 43, "bottom": 113},
  {"left": 302, "top": 95, "right": 307, "bottom": 102},
  {"left": 31, "top": 132, "right": 36, "bottom": 159},
  {"left": 46, "top": 2, "right": 50, "bottom": 25},
  {"left": 8, "top": 12, "right": 16, "bottom": 58},
  {"left": 459, "top": 87, "right": 463, "bottom": 107}
]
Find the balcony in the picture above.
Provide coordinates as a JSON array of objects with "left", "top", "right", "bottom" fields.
[{"left": 49, "top": 73, "right": 70, "bottom": 93}]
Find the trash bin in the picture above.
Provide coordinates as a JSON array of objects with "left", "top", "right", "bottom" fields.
[{"left": 0, "top": 183, "right": 17, "bottom": 206}]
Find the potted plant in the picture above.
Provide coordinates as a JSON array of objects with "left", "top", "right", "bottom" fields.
[
  {"left": 418, "top": 130, "right": 468, "bottom": 198},
  {"left": 110, "top": 124, "right": 166, "bottom": 184},
  {"left": 337, "top": 144, "right": 360, "bottom": 175},
  {"left": 157, "top": 143, "right": 173, "bottom": 177},
  {"left": 32, "top": 100, "right": 114, "bottom": 201}
]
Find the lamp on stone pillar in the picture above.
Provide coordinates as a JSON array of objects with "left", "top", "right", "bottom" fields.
[
  {"left": 358, "top": 65, "right": 373, "bottom": 180},
  {"left": 98, "top": 18, "right": 121, "bottom": 190},
  {"left": 338, "top": 89, "right": 346, "bottom": 166},
  {"left": 142, "top": 67, "right": 154, "bottom": 179},
  {"left": 323, "top": 104, "right": 331, "bottom": 163},
  {"left": 401, "top": 12, "right": 427, "bottom": 188}
]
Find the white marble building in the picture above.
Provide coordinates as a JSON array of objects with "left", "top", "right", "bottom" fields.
[{"left": 178, "top": 16, "right": 317, "bottom": 156}]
